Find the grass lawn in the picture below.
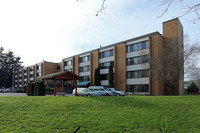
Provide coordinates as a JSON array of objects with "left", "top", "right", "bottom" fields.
[{"left": 0, "top": 96, "right": 200, "bottom": 132}]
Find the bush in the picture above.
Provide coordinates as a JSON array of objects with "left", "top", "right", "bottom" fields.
[
  {"left": 27, "top": 81, "right": 46, "bottom": 96},
  {"left": 186, "top": 82, "right": 199, "bottom": 93}
]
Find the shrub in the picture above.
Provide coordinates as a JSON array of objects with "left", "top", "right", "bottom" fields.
[
  {"left": 108, "top": 65, "right": 114, "bottom": 88},
  {"left": 186, "top": 82, "right": 199, "bottom": 93},
  {"left": 94, "top": 67, "right": 100, "bottom": 86},
  {"left": 27, "top": 81, "right": 46, "bottom": 96}
]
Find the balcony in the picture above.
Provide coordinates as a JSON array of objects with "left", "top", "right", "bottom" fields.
[
  {"left": 24, "top": 78, "right": 27, "bottom": 81},
  {"left": 24, "top": 73, "right": 27, "bottom": 76},
  {"left": 15, "top": 85, "right": 17, "bottom": 88},
  {"left": 15, "top": 75, "right": 18, "bottom": 78},
  {"left": 19, "top": 74, "right": 22, "bottom": 77},
  {"left": 30, "top": 71, "right": 34, "bottom": 74},
  {"left": 19, "top": 79, "right": 22, "bottom": 82}
]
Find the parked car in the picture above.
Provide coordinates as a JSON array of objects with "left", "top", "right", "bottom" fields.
[
  {"left": 3, "top": 88, "right": 9, "bottom": 93},
  {"left": 88, "top": 86, "right": 117, "bottom": 96},
  {"left": 107, "top": 88, "right": 126, "bottom": 96},
  {"left": 72, "top": 88, "right": 99, "bottom": 97},
  {"left": 0, "top": 88, "right": 4, "bottom": 92}
]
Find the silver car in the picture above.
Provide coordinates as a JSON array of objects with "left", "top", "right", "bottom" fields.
[
  {"left": 107, "top": 88, "right": 126, "bottom": 96},
  {"left": 72, "top": 88, "right": 99, "bottom": 97},
  {"left": 89, "top": 86, "right": 117, "bottom": 96}
]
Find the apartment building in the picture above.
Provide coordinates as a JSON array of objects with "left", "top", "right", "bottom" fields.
[
  {"left": 15, "top": 18, "right": 184, "bottom": 95},
  {"left": 14, "top": 61, "right": 61, "bottom": 90}
]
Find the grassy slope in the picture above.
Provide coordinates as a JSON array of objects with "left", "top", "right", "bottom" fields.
[{"left": 0, "top": 96, "right": 200, "bottom": 133}]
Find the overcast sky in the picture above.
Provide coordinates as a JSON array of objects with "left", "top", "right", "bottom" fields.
[{"left": 0, "top": 0, "right": 200, "bottom": 67}]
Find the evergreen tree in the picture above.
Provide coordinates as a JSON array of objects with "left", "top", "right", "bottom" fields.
[
  {"left": 186, "top": 82, "right": 199, "bottom": 93},
  {"left": 0, "top": 47, "right": 23, "bottom": 88},
  {"left": 108, "top": 65, "right": 114, "bottom": 88},
  {"left": 94, "top": 67, "right": 100, "bottom": 86}
]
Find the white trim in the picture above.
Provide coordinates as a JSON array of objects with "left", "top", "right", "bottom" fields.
[
  {"left": 99, "top": 46, "right": 114, "bottom": 52},
  {"left": 64, "top": 58, "right": 73, "bottom": 62},
  {"left": 126, "top": 37, "right": 149, "bottom": 45},
  {"left": 79, "top": 53, "right": 90, "bottom": 58}
]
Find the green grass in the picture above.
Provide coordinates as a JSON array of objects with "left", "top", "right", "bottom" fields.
[{"left": 0, "top": 96, "right": 200, "bottom": 133}]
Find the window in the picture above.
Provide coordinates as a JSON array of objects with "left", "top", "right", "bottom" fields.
[
  {"left": 57, "top": 66, "right": 60, "bottom": 70},
  {"left": 37, "top": 65, "right": 41, "bottom": 70},
  {"left": 37, "top": 73, "right": 41, "bottom": 77},
  {"left": 80, "top": 55, "right": 90, "bottom": 63},
  {"left": 100, "top": 61, "right": 114, "bottom": 69},
  {"left": 100, "top": 74, "right": 108, "bottom": 80},
  {"left": 137, "top": 43, "right": 142, "bottom": 50},
  {"left": 79, "top": 65, "right": 90, "bottom": 72},
  {"left": 126, "top": 84, "right": 149, "bottom": 93},
  {"left": 127, "top": 55, "right": 149, "bottom": 66},
  {"left": 126, "top": 40, "right": 149, "bottom": 53},
  {"left": 80, "top": 75, "right": 90, "bottom": 81},
  {"left": 99, "top": 49, "right": 114, "bottom": 58},
  {"left": 30, "top": 67, "right": 33, "bottom": 71},
  {"left": 127, "top": 69, "right": 149, "bottom": 79},
  {"left": 65, "top": 60, "right": 72, "bottom": 66}
]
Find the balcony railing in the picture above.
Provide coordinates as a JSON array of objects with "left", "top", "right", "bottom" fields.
[{"left": 30, "top": 71, "right": 34, "bottom": 74}]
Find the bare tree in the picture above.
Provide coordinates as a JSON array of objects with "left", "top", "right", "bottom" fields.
[
  {"left": 188, "top": 68, "right": 200, "bottom": 89},
  {"left": 159, "top": 0, "right": 200, "bottom": 21},
  {"left": 150, "top": 36, "right": 200, "bottom": 95},
  {"left": 77, "top": 0, "right": 106, "bottom": 16}
]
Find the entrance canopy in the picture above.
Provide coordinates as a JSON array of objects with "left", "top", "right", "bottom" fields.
[
  {"left": 38, "top": 71, "right": 81, "bottom": 96},
  {"left": 77, "top": 81, "right": 90, "bottom": 87},
  {"left": 38, "top": 71, "right": 81, "bottom": 81}
]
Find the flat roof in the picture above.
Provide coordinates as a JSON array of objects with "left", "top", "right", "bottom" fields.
[{"left": 63, "top": 31, "right": 161, "bottom": 60}]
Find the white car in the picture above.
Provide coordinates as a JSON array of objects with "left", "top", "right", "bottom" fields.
[
  {"left": 107, "top": 88, "right": 126, "bottom": 96},
  {"left": 88, "top": 86, "right": 117, "bottom": 96},
  {"left": 72, "top": 88, "right": 99, "bottom": 97}
]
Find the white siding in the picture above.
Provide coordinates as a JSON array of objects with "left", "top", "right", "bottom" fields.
[
  {"left": 126, "top": 78, "right": 149, "bottom": 85},
  {"left": 101, "top": 80, "right": 108, "bottom": 86},
  {"left": 64, "top": 65, "right": 72, "bottom": 70},
  {"left": 126, "top": 63, "right": 149, "bottom": 71},
  {"left": 79, "top": 71, "right": 90, "bottom": 76},
  {"left": 126, "top": 49, "right": 149, "bottom": 58},
  {"left": 79, "top": 62, "right": 90, "bottom": 67},
  {"left": 99, "top": 56, "right": 114, "bottom": 63}
]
